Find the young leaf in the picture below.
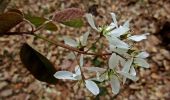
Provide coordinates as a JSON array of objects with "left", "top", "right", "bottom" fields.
[
  {"left": 62, "top": 18, "right": 83, "bottom": 28},
  {"left": 45, "top": 22, "right": 58, "bottom": 31},
  {"left": 25, "top": 15, "right": 57, "bottom": 31},
  {"left": 0, "top": 12, "right": 23, "bottom": 33},
  {"left": 52, "top": 8, "right": 84, "bottom": 28},
  {"left": 20, "top": 43, "right": 57, "bottom": 84},
  {"left": 25, "top": 15, "right": 46, "bottom": 27}
]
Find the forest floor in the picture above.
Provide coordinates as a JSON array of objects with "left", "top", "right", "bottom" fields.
[{"left": 0, "top": 0, "right": 170, "bottom": 100}]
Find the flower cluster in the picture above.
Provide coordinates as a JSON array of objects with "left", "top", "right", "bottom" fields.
[{"left": 54, "top": 13, "right": 149, "bottom": 95}]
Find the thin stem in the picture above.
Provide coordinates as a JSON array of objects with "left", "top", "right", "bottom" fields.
[
  {"left": 34, "top": 34, "right": 112, "bottom": 56},
  {"left": 0, "top": 32, "right": 33, "bottom": 36},
  {"left": 33, "top": 20, "right": 51, "bottom": 32},
  {"left": 23, "top": 19, "right": 34, "bottom": 32},
  {"left": 72, "top": 52, "right": 85, "bottom": 80}
]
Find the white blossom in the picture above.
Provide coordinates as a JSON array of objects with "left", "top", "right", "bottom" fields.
[
  {"left": 86, "top": 53, "right": 121, "bottom": 94},
  {"left": 54, "top": 56, "right": 99, "bottom": 95},
  {"left": 119, "top": 51, "right": 149, "bottom": 83},
  {"left": 55, "top": 12, "right": 150, "bottom": 96}
]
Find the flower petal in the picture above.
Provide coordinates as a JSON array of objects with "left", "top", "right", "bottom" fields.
[
  {"left": 118, "top": 71, "right": 138, "bottom": 81},
  {"left": 107, "top": 36, "right": 129, "bottom": 49},
  {"left": 130, "top": 66, "right": 136, "bottom": 76},
  {"left": 66, "top": 52, "right": 76, "bottom": 60},
  {"left": 110, "top": 13, "right": 118, "bottom": 28},
  {"left": 54, "top": 71, "right": 76, "bottom": 80},
  {"left": 85, "top": 13, "right": 99, "bottom": 31},
  {"left": 136, "top": 51, "right": 149, "bottom": 58},
  {"left": 128, "top": 33, "right": 149, "bottom": 42},
  {"left": 85, "top": 67, "right": 106, "bottom": 72},
  {"left": 80, "top": 31, "right": 90, "bottom": 46},
  {"left": 122, "top": 58, "right": 133, "bottom": 72},
  {"left": 123, "top": 19, "right": 130, "bottom": 28},
  {"left": 63, "top": 37, "right": 78, "bottom": 47},
  {"left": 109, "top": 53, "right": 119, "bottom": 69},
  {"left": 85, "top": 80, "right": 100, "bottom": 95},
  {"left": 109, "top": 26, "right": 129, "bottom": 37},
  {"left": 110, "top": 75, "right": 120, "bottom": 94},
  {"left": 134, "top": 58, "right": 149, "bottom": 68},
  {"left": 74, "top": 65, "right": 81, "bottom": 75},
  {"left": 79, "top": 54, "right": 84, "bottom": 67},
  {"left": 106, "top": 22, "right": 116, "bottom": 31},
  {"left": 109, "top": 44, "right": 128, "bottom": 55}
]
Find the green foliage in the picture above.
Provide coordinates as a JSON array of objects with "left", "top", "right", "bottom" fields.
[
  {"left": 62, "top": 18, "right": 83, "bottom": 28},
  {"left": 0, "top": 12, "right": 23, "bottom": 33},
  {"left": 20, "top": 43, "right": 57, "bottom": 84},
  {"left": 25, "top": 15, "right": 58, "bottom": 31}
]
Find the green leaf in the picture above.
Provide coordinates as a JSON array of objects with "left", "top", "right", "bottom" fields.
[
  {"left": 25, "top": 15, "right": 57, "bottom": 31},
  {"left": 62, "top": 18, "right": 83, "bottom": 28},
  {"left": 20, "top": 43, "right": 57, "bottom": 84},
  {"left": 45, "top": 22, "right": 58, "bottom": 31},
  {"left": 52, "top": 8, "right": 84, "bottom": 28},
  {"left": 0, "top": 12, "right": 23, "bottom": 33},
  {"left": 25, "top": 15, "right": 46, "bottom": 27}
]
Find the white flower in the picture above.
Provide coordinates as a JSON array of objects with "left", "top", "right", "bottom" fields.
[
  {"left": 119, "top": 51, "right": 149, "bottom": 83},
  {"left": 54, "top": 56, "right": 99, "bottom": 95},
  {"left": 85, "top": 13, "right": 131, "bottom": 49},
  {"left": 86, "top": 53, "right": 121, "bottom": 94},
  {"left": 106, "top": 13, "right": 130, "bottom": 37},
  {"left": 63, "top": 31, "right": 90, "bottom": 47}
]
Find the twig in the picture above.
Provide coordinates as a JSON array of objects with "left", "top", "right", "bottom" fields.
[
  {"left": 34, "top": 34, "right": 112, "bottom": 56},
  {"left": 33, "top": 20, "right": 51, "bottom": 32},
  {"left": 0, "top": 32, "right": 33, "bottom": 36}
]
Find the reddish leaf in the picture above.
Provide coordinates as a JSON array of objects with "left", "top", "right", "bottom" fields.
[
  {"left": 0, "top": 12, "right": 23, "bottom": 33},
  {"left": 52, "top": 8, "right": 84, "bottom": 25},
  {"left": 7, "top": 8, "right": 23, "bottom": 16},
  {"left": 20, "top": 43, "right": 57, "bottom": 84}
]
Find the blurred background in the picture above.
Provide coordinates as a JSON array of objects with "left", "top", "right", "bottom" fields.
[{"left": 0, "top": 0, "right": 170, "bottom": 99}]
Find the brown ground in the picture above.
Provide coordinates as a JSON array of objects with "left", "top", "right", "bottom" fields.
[{"left": 0, "top": 0, "right": 170, "bottom": 100}]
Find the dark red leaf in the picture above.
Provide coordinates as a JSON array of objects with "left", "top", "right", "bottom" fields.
[{"left": 52, "top": 8, "right": 84, "bottom": 23}]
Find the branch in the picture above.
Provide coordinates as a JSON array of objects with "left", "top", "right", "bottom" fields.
[
  {"left": 34, "top": 34, "right": 111, "bottom": 56},
  {"left": 0, "top": 31, "right": 33, "bottom": 36},
  {"left": 0, "top": 31, "right": 126, "bottom": 59}
]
